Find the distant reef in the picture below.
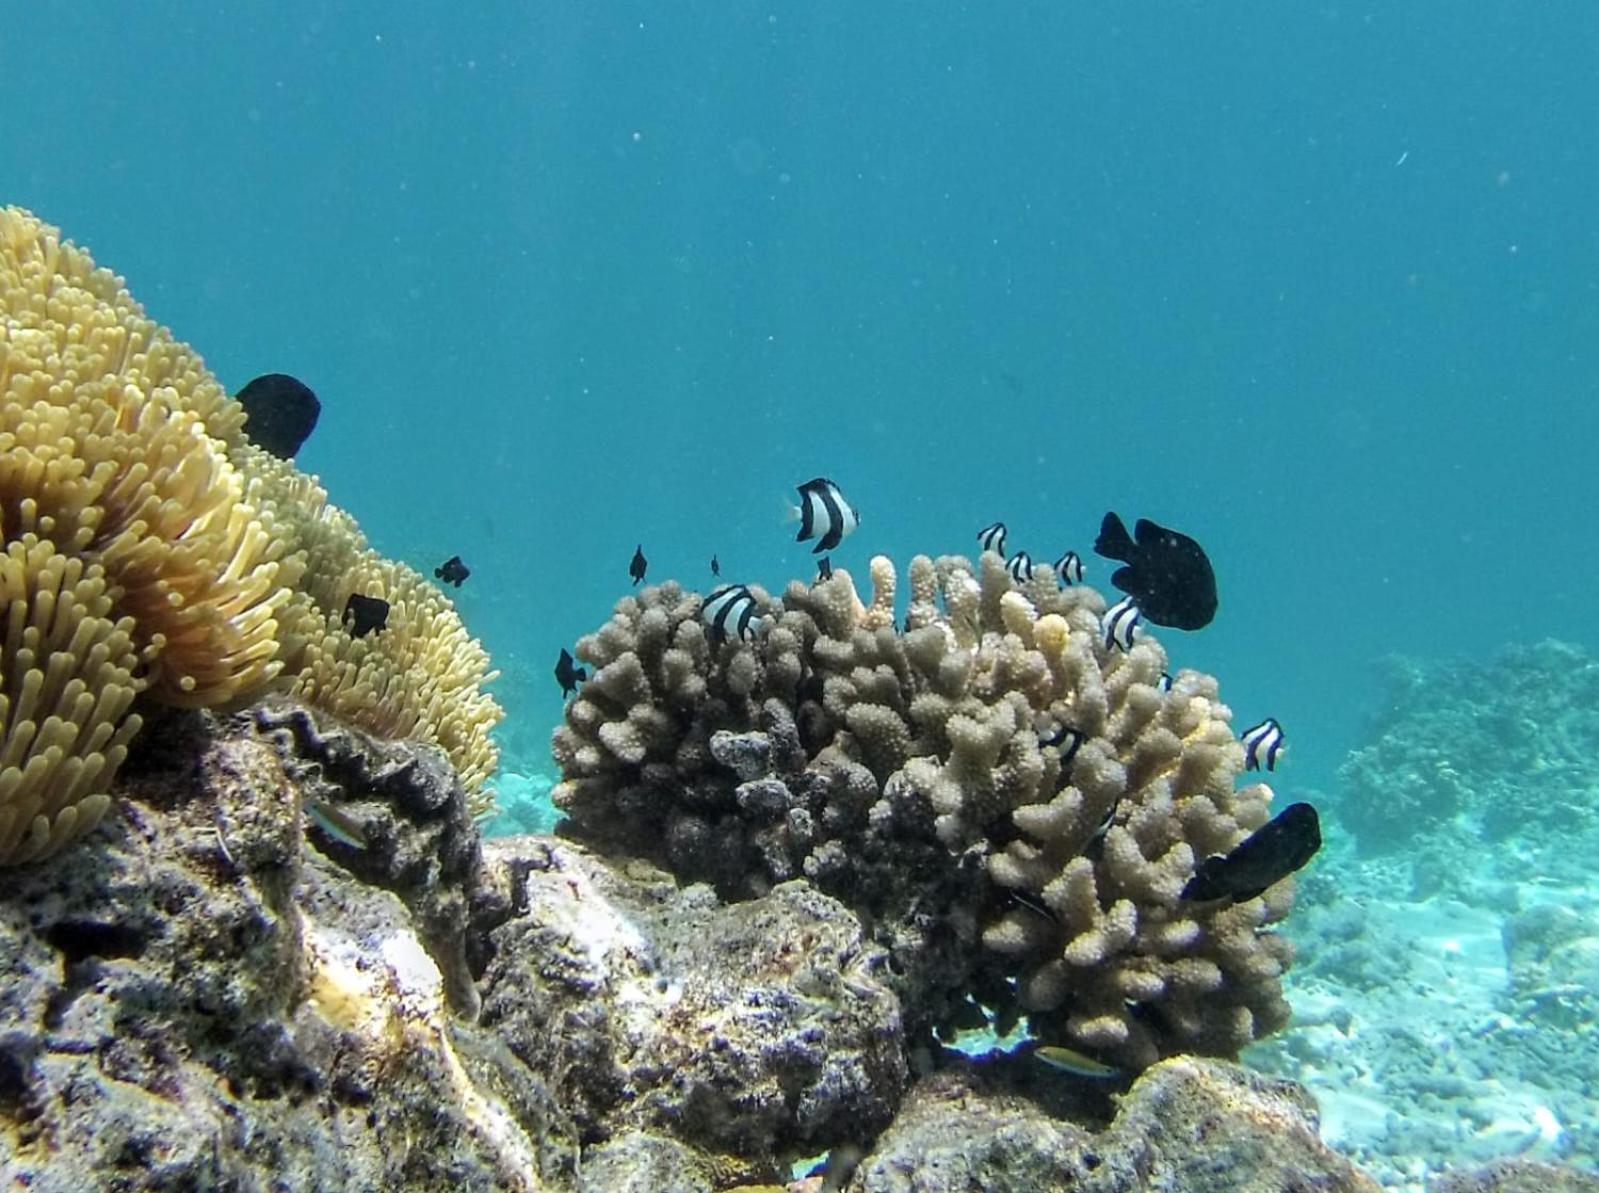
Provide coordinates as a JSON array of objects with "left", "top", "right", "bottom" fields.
[{"left": 1337, "top": 639, "right": 1599, "bottom": 876}]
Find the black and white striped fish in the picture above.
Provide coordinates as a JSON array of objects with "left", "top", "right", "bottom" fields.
[
  {"left": 1101, "top": 596, "right": 1141, "bottom": 652},
  {"left": 1039, "top": 722, "right": 1085, "bottom": 769},
  {"left": 977, "top": 521, "right": 1008, "bottom": 556},
  {"left": 1054, "top": 551, "right": 1084, "bottom": 585},
  {"left": 702, "top": 584, "right": 762, "bottom": 642},
  {"left": 1240, "top": 718, "right": 1286, "bottom": 772},
  {"left": 1007, "top": 551, "right": 1034, "bottom": 582},
  {"left": 791, "top": 477, "right": 858, "bottom": 554},
  {"left": 1157, "top": 671, "right": 1174, "bottom": 693}
]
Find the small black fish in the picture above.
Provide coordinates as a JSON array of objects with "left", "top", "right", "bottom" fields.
[
  {"left": 343, "top": 592, "right": 389, "bottom": 638},
  {"left": 235, "top": 373, "right": 320, "bottom": 458},
  {"left": 817, "top": 556, "right": 833, "bottom": 582},
  {"left": 629, "top": 544, "right": 648, "bottom": 585},
  {"left": 1240, "top": 718, "right": 1286, "bottom": 771},
  {"left": 1007, "top": 551, "right": 1034, "bottom": 582},
  {"left": 711, "top": 555, "right": 721, "bottom": 577},
  {"left": 792, "top": 478, "right": 859, "bottom": 554},
  {"left": 1055, "top": 550, "right": 1084, "bottom": 585},
  {"left": 1094, "top": 512, "right": 1217, "bottom": 631},
  {"left": 434, "top": 555, "right": 470, "bottom": 587},
  {"left": 1181, "top": 802, "right": 1321, "bottom": 903},
  {"left": 1157, "top": 671, "right": 1174, "bottom": 693},
  {"left": 1101, "top": 595, "right": 1140, "bottom": 652},
  {"left": 977, "top": 521, "right": 1008, "bottom": 556},
  {"left": 702, "top": 584, "right": 762, "bottom": 641},
  {"left": 555, "top": 647, "right": 587, "bottom": 697}
]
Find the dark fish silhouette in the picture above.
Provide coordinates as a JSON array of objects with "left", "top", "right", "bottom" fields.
[
  {"left": 792, "top": 478, "right": 858, "bottom": 553},
  {"left": 629, "top": 545, "right": 648, "bottom": 586},
  {"left": 1181, "top": 802, "right": 1321, "bottom": 903},
  {"left": 711, "top": 555, "right": 720, "bottom": 577},
  {"left": 817, "top": 556, "right": 833, "bottom": 582},
  {"left": 1094, "top": 513, "right": 1217, "bottom": 631},
  {"left": 435, "top": 555, "right": 470, "bottom": 587},
  {"left": 236, "top": 373, "right": 320, "bottom": 458},
  {"left": 342, "top": 593, "right": 389, "bottom": 638},
  {"left": 555, "top": 648, "right": 587, "bottom": 697}
]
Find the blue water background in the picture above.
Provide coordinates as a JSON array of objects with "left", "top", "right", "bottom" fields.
[{"left": 3, "top": 3, "right": 1595, "bottom": 815}]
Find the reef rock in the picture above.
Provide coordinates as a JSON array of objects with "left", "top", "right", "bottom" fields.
[
  {"left": 0, "top": 700, "right": 576, "bottom": 1192},
  {"left": 476, "top": 837, "right": 908, "bottom": 1165},
  {"left": 847, "top": 1055, "right": 1382, "bottom": 1193}
]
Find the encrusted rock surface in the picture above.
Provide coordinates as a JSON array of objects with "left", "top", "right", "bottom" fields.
[
  {"left": 4, "top": 697, "right": 1595, "bottom": 1191},
  {"left": 0, "top": 700, "right": 575, "bottom": 1192},
  {"left": 478, "top": 837, "right": 908, "bottom": 1165},
  {"left": 848, "top": 1056, "right": 1381, "bottom": 1193}
]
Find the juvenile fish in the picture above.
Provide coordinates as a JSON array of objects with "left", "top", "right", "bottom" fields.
[
  {"left": 702, "top": 584, "right": 762, "bottom": 642},
  {"left": 1240, "top": 717, "right": 1286, "bottom": 772},
  {"left": 977, "top": 521, "right": 1008, "bottom": 556},
  {"left": 435, "top": 555, "right": 470, "bottom": 587},
  {"left": 1101, "top": 596, "right": 1140, "bottom": 652},
  {"left": 304, "top": 799, "right": 368, "bottom": 850},
  {"left": 1034, "top": 1044, "right": 1121, "bottom": 1080},
  {"left": 1054, "top": 550, "right": 1084, "bottom": 585},
  {"left": 629, "top": 544, "right": 648, "bottom": 586},
  {"left": 555, "top": 647, "right": 587, "bottom": 697},
  {"left": 791, "top": 478, "right": 859, "bottom": 553}
]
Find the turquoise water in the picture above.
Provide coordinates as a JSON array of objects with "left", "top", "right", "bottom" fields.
[{"left": 5, "top": 3, "right": 1596, "bottom": 1179}]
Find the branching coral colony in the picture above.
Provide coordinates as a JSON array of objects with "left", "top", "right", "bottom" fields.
[
  {"left": 0, "top": 207, "right": 502, "bottom": 865},
  {"left": 555, "top": 553, "right": 1295, "bottom": 1073}
]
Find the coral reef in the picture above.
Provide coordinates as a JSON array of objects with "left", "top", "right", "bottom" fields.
[
  {"left": 1337, "top": 640, "right": 1599, "bottom": 858},
  {"left": 553, "top": 554, "right": 1293, "bottom": 1072},
  {"left": 5, "top": 696, "right": 1595, "bottom": 1190},
  {"left": 0, "top": 205, "right": 501, "bottom": 861}
]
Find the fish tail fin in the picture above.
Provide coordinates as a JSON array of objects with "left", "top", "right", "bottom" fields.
[
  {"left": 780, "top": 493, "right": 802, "bottom": 525},
  {"left": 1095, "top": 512, "right": 1135, "bottom": 561}
]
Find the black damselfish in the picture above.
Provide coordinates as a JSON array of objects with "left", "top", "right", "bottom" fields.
[
  {"left": 1094, "top": 512, "right": 1217, "bottom": 631},
  {"left": 629, "top": 544, "right": 648, "bottom": 586},
  {"left": 435, "top": 555, "right": 470, "bottom": 587},
  {"left": 555, "top": 648, "right": 587, "bottom": 697},
  {"left": 342, "top": 593, "right": 389, "bottom": 638},
  {"left": 236, "top": 373, "right": 320, "bottom": 458},
  {"left": 1180, "top": 802, "right": 1321, "bottom": 903}
]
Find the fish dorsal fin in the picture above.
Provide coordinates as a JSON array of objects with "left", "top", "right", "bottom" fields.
[
  {"left": 1133, "top": 518, "right": 1167, "bottom": 545},
  {"left": 1094, "top": 512, "right": 1136, "bottom": 561}
]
